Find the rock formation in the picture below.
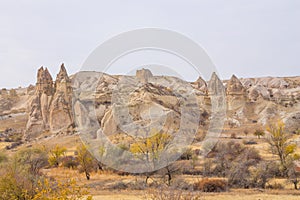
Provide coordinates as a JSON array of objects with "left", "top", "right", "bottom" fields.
[
  {"left": 5, "top": 65, "right": 297, "bottom": 141},
  {"left": 207, "top": 72, "right": 225, "bottom": 96},
  {"left": 25, "top": 64, "right": 74, "bottom": 140},
  {"left": 136, "top": 68, "right": 153, "bottom": 84},
  {"left": 226, "top": 75, "right": 246, "bottom": 95},
  {"left": 226, "top": 75, "right": 247, "bottom": 111},
  {"left": 50, "top": 64, "right": 73, "bottom": 132},
  {"left": 192, "top": 76, "right": 208, "bottom": 94}
]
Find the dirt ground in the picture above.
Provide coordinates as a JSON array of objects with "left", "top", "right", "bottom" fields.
[{"left": 92, "top": 192, "right": 300, "bottom": 200}]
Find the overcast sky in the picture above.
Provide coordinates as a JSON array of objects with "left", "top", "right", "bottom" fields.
[{"left": 0, "top": 0, "right": 299, "bottom": 88}]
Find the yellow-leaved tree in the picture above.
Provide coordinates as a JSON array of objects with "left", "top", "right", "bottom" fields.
[
  {"left": 130, "top": 132, "right": 172, "bottom": 162},
  {"left": 48, "top": 145, "right": 67, "bottom": 167},
  {"left": 267, "top": 121, "right": 300, "bottom": 189},
  {"left": 130, "top": 131, "right": 173, "bottom": 184}
]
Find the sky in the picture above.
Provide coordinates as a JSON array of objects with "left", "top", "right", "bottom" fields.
[{"left": 0, "top": 0, "right": 299, "bottom": 88}]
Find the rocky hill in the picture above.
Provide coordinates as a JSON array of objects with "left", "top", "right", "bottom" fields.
[{"left": 0, "top": 65, "right": 299, "bottom": 146}]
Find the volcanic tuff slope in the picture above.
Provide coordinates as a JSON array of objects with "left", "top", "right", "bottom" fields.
[{"left": 0, "top": 65, "right": 299, "bottom": 142}]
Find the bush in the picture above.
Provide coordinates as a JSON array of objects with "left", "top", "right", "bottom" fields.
[
  {"left": 194, "top": 178, "right": 227, "bottom": 192},
  {"left": 243, "top": 140, "right": 257, "bottom": 145},
  {"left": 171, "top": 178, "right": 194, "bottom": 191},
  {"left": 230, "top": 133, "right": 237, "bottom": 139},
  {"left": 145, "top": 187, "right": 203, "bottom": 200},
  {"left": 0, "top": 148, "right": 92, "bottom": 200},
  {"left": 48, "top": 145, "right": 67, "bottom": 167},
  {"left": 253, "top": 129, "right": 265, "bottom": 139},
  {"left": 266, "top": 182, "right": 284, "bottom": 190},
  {"left": 0, "top": 151, "right": 7, "bottom": 164},
  {"left": 61, "top": 156, "right": 79, "bottom": 169},
  {"left": 110, "top": 181, "right": 128, "bottom": 190}
]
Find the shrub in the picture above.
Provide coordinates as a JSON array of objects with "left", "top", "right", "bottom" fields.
[
  {"left": 62, "top": 156, "right": 79, "bottom": 169},
  {"left": 230, "top": 133, "right": 237, "bottom": 139},
  {"left": 0, "top": 148, "right": 92, "bottom": 200},
  {"left": 243, "top": 140, "right": 257, "bottom": 145},
  {"left": 0, "top": 151, "right": 7, "bottom": 164},
  {"left": 180, "top": 148, "right": 193, "bottom": 160},
  {"left": 77, "top": 144, "right": 96, "bottom": 180},
  {"left": 110, "top": 181, "right": 128, "bottom": 190},
  {"left": 145, "top": 187, "right": 203, "bottom": 200},
  {"left": 266, "top": 182, "right": 284, "bottom": 190},
  {"left": 48, "top": 145, "right": 67, "bottom": 167},
  {"left": 194, "top": 178, "right": 227, "bottom": 192},
  {"left": 171, "top": 178, "right": 194, "bottom": 191},
  {"left": 253, "top": 129, "right": 265, "bottom": 139}
]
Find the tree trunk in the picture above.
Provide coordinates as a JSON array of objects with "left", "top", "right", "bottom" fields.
[
  {"left": 167, "top": 173, "right": 171, "bottom": 186},
  {"left": 293, "top": 181, "right": 298, "bottom": 190},
  {"left": 85, "top": 171, "right": 90, "bottom": 180},
  {"left": 145, "top": 175, "right": 149, "bottom": 184}
]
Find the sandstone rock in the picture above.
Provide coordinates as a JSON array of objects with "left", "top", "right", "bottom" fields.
[
  {"left": 49, "top": 92, "right": 73, "bottom": 132},
  {"left": 136, "top": 68, "right": 153, "bottom": 84},
  {"left": 0, "top": 97, "right": 13, "bottom": 114},
  {"left": 192, "top": 76, "right": 208, "bottom": 94},
  {"left": 49, "top": 64, "right": 73, "bottom": 133},
  {"left": 284, "top": 112, "right": 300, "bottom": 133},
  {"left": 54, "top": 64, "right": 72, "bottom": 94},
  {"left": 226, "top": 75, "right": 247, "bottom": 111},
  {"left": 248, "top": 85, "right": 270, "bottom": 101},
  {"left": 25, "top": 95, "right": 45, "bottom": 139},
  {"left": 36, "top": 67, "right": 54, "bottom": 95},
  {"left": 0, "top": 88, "right": 8, "bottom": 97},
  {"left": 226, "top": 75, "right": 246, "bottom": 95},
  {"left": 27, "top": 84, "right": 35, "bottom": 95},
  {"left": 22, "top": 66, "right": 300, "bottom": 144},
  {"left": 208, "top": 72, "right": 225, "bottom": 96},
  {"left": 25, "top": 64, "right": 74, "bottom": 139}
]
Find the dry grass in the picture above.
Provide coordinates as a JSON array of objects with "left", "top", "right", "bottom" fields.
[
  {"left": 42, "top": 167, "right": 300, "bottom": 200},
  {"left": 91, "top": 190, "right": 300, "bottom": 200},
  {"left": 0, "top": 114, "right": 27, "bottom": 132},
  {"left": 0, "top": 142, "right": 11, "bottom": 150}
]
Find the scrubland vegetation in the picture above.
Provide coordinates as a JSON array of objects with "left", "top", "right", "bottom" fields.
[{"left": 0, "top": 121, "right": 300, "bottom": 199}]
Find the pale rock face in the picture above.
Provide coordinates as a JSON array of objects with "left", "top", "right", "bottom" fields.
[
  {"left": 136, "top": 68, "right": 153, "bottom": 84},
  {"left": 25, "top": 95, "right": 45, "bottom": 139},
  {"left": 25, "top": 64, "right": 74, "bottom": 139},
  {"left": 50, "top": 64, "right": 73, "bottom": 133},
  {"left": 226, "top": 75, "right": 246, "bottom": 95},
  {"left": 40, "top": 93, "right": 50, "bottom": 126},
  {"left": 74, "top": 100, "right": 91, "bottom": 130},
  {"left": 248, "top": 85, "right": 270, "bottom": 101},
  {"left": 101, "top": 109, "right": 118, "bottom": 136},
  {"left": 36, "top": 67, "right": 54, "bottom": 96},
  {"left": 0, "top": 99, "right": 12, "bottom": 114},
  {"left": 192, "top": 76, "right": 208, "bottom": 94},
  {"left": 49, "top": 92, "right": 73, "bottom": 132},
  {"left": 208, "top": 72, "right": 225, "bottom": 96},
  {"left": 23, "top": 66, "right": 300, "bottom": 142},
  {"left": 26, "top": 85, "right": 35, "bottom": 95},
  {"left": 284, "top": 112, "right": 300, "bottom": 133},
  {"left": 226, "top": 75, "right": 247, "bottom": 111}
]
